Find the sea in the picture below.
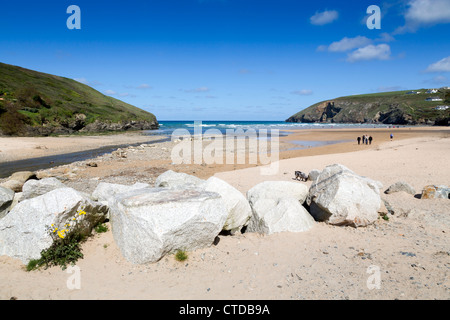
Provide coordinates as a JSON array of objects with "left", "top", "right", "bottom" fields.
[{"left": 144, "top": 120, "right": 394, "bottom": 137}]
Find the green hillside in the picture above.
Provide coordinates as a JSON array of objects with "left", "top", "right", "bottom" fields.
[
  {"left": 0, "top": 62, "right": 158, "bottom": 136},
  {"left": 286, "top": 88, "right": 450, "bottom": 126}
]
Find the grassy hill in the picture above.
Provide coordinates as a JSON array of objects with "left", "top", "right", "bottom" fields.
[
  {"left": 286, "top": 88, "right": 450, "bottom": 126},
  {"left": 0, "top": 62, "right": 159, "bottom": 136}
]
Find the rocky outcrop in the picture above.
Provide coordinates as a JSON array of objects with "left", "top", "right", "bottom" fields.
[
  {"left": 307, "top": 164, "right": 383, "bottom": 227},
  {"left": 286, "top": 89, "right": 450, "bottom": 126},
  {"left": 24, "top": 119, "right": 159, "bottom": 136}
]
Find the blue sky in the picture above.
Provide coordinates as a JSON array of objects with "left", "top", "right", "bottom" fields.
[{"left": 1, "top": 0, "right": 449, "bottom": 120}]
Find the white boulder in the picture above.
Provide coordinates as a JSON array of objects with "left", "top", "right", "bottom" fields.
[
  {"left": 0, "top": 186, "right": 15, "bottom": 219},
  {"left": 92, "top": 181, "right": 150, "bottom": 204},
  {"left": 204, "top": 176, "right": 252, "bottom": 233},
  {"left": 21, "top": 177, "right": 66, "bottom": 200},
  {"left": 246, "top": 181, "right": 313, "bottom": 235},
  {"left": 247, "top": 181, "right": 309, "bottom": 205},
  {"left": 307, "top": 164, "right": 382, "bottom": 227},
  {"left": 109, "top": 187, "right": 228, "bottom": 264},
  {"left": 154, "top": 170, "right": 205, "bottom": 188},
  {"left": 0, "top": 187, "right": 108, "bottom": 264}
]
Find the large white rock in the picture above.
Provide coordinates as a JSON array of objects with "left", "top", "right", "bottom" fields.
[
  {"left": 307, "top": 164, "right": 382, "bottom": 227},
  {"left": 247, "top": 197, "right": 315, "bottom": 234},
  {"left": 0, "top": 186, "right": 15, "bottom": 219},
  {"left": 21, "top": 177, "right": 66, "bottom": 200},
  {"left": 246, "top": 181, "right": 313, "bottom": 235},
  {"left": 92, "top": 182, "right": 150, "bottom": 204},
  {"left": 109, "top": 187, "right": 228, "bottom": 264},
  {"left": 247, "top": 181, "right": 309, "bottom": 205},
  {"left": 204, "top": 176, "right": 252, "bottom": 233},
  {"left": 154, "top": 170, "right": 205, "bottom": 188},
  {"left": 0, "top": 187, "right": 108, "bottom": 264}
]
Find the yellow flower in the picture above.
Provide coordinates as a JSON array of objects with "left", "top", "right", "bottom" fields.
[{"left": 78, "top": 210, "right": 86, "bottom": 215}]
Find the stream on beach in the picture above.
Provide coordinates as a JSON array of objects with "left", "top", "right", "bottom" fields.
[{"left": 0, "top": 137, "right": 171, "bottom": 178}]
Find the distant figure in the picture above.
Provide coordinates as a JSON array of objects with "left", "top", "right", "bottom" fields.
[
  {"left": 357, "top": 136, "right": 361, "bottom": 145},
  {"left": 368, "top": 136, "right": 373, "bottom": 145},
  {"left": 362, "top": 135, "right": 366, "bottom": 144},
  {"left": 390, "top": 133, "right": 393, "bottom": 141},
  {"left": 365, "top": 135, "right": 369, "bottom": 145}
]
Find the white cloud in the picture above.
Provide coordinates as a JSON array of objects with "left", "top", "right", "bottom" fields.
[
  {"left": 396, "top": 0, "right": 450, "bottom": 33},
  {"left": 184, "top": 87, "right": 210, "bottom": 93},
  {"left": 346, "top": 44, "right": 391, "bottom": 63},
  {"left": 375, "top": 32, "right": 395, "bottom": 43},
  {"left": 74, "top": 77, "right": 88, "bottom": 84},
  {"left": 310, "top": 10, "right": 339, "bottom": 26},
  {"left": 425, "top": 56, "right": 450, "bottom": 73},
  {"left": 118, "top": 92, "right": 137, "bottom": 98},
  {"left": 137, "top": 83, "right": 152, "bottom": 89},
  {"left": 291, "top": 89, "right": 313, "bottom": 96},
  {"left": 377, "top": 86, "right": 405, "bottom": 92},
  {"left": 104, "top": 90, "right": 117, "bottom": 95},
  {"left": 327, "top": 36, "right": 373, "bottom": 52},
  {"left": 74, "top": 78, "right": 102, "bottom": 86}
]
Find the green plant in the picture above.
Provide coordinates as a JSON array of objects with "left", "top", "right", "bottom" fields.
[
  {"left": 175, "top": 250, "right": 188, "bottom": 262},
  {"left": 26, "top": 208, "right": 90, "bottom": 271},
  {"left": 95, "top": 223, "right": 108, "bottom": 233}
]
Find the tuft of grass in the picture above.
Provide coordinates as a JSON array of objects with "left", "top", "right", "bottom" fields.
[
  {"left": 175, "top": 250, "right": 188, "bottom": 262},
  {"left": 94, "top": 223, "right": 108, "bottom": 233}
]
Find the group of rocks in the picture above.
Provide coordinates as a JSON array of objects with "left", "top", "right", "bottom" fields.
[{"left": 0, "top": 164, "right": 448, "bottom": 266}]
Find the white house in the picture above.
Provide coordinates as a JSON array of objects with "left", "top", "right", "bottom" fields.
[
  {"left": 435, "top": 105, "right": 449, "bottom": 111},
  {"left": 439, "top": 86, "right": 450, "bottom": 90},
  {"left": 426, "top": 89, "right": 438, "bottom": 94},
  {"left": 426, "top": 97, "right": 443, "bottom": 102},
  {"left": 406, "top": 91, "right": 421, "bottom": 94}
]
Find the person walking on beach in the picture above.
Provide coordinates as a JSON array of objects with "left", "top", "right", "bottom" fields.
[
  {"left": 357, "top": 136, "right": 361, "bottom": 145},
  {"left": 368, "top": 136, "right": 373, "bottom": 145},
  {"left": 390, "top": 133, "right": 393, "bottom": 141}
]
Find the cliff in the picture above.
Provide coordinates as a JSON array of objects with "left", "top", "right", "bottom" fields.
[
  {"left": 286, "top": 89, "right": 450, "bottom": 126},
  {"left": 0, "top": 62, "right": 159, "bottom": 136}
]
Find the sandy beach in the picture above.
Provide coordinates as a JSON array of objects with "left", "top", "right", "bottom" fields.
[{"left": 0, "top": 126, "right": 449, "bottom": 300}]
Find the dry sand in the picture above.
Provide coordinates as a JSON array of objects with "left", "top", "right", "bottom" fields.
[
  {"left": 0, "top": 131, "right": 164, "bottom": 163},
  {"left": 0, "top": 126, "right": 449, "bottom": 300}
]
